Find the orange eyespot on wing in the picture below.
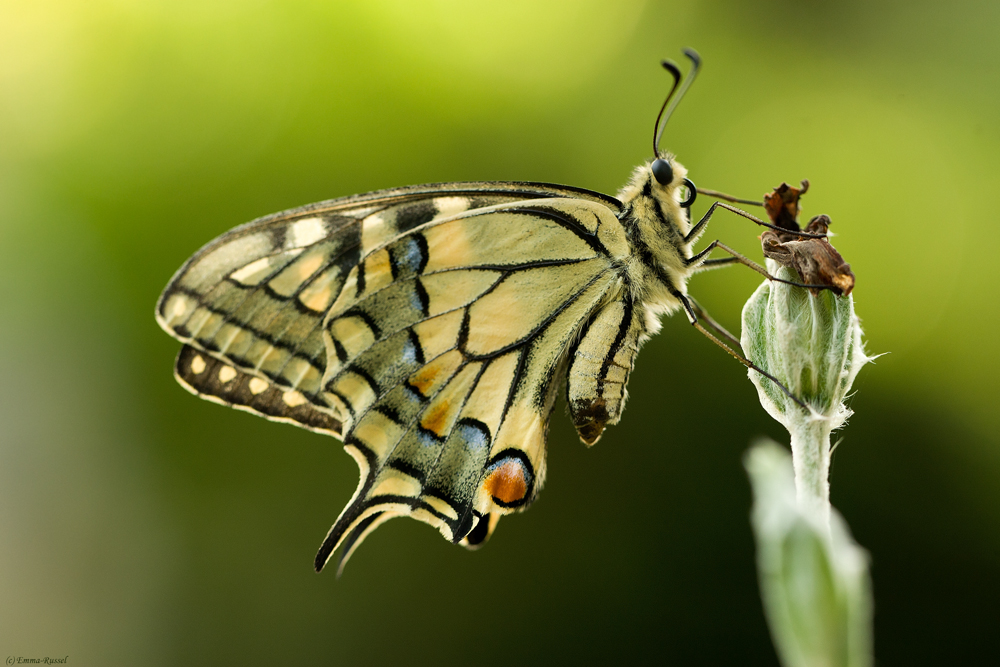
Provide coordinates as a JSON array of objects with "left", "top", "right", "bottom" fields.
[{"left": 483, "top": 451, "right": 535, "bottom": 508}]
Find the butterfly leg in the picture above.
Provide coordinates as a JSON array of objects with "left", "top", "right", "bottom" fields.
[
  {"left": 684, "top": 200, "right": 827, "bottom": 246},
  {"left": 695, "top": 187, "right": 765, "bottom": 207},
  {"left": 672, "top": 290, "right": 809, "bottom": 411},
  {"left": 687, "top": 239, "right": 833, "bottom": 291},
  {"left": 690, "top": 256, "right": 739, "bottom": 274},
  {"left": 687, "top": 296, "right": 740, "bottom": 348}
]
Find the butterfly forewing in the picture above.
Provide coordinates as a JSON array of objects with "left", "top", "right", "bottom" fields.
[{"left": 156, "top": 182, "right": 638, "bottom": 571}]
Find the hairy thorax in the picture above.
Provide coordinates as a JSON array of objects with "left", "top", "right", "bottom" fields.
[{"left": 616, "top": 159, "right": 695, "bottom": 321}]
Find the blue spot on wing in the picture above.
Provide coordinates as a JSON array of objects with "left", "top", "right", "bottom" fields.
[
  {"left": 455, "top": 418, "right": 491, "bottom": 453},
  {"left": 419, "top": 428, "right": 441, "bottom": 448},
  {"left": 401, "top": 335, "right": 418, "bottom": 363},
  {"left": 395, "top": 237, "right": 425, "bottom": 276}
]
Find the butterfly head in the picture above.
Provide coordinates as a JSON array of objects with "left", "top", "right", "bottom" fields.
[
  {"left": 650, "top": 155, "right": 697, "bottom": 214},
  {"left": 618, "top": 157, "right": 691, "bottom": 233},
  {"left": 649, "top": 154, "right": 696, "bottom": 206},
  {"left": 623, "top": 154, "right": 689, "bottom": 197}
]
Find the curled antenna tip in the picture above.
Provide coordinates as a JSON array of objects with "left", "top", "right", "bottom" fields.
[{"left": 653, "top": 49, "right": 702, "bottom": 157}]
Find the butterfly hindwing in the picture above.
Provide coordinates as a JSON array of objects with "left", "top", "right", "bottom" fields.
[
  {"left": 174, "top": 344, "right": 343, "bottom": 437},
  {"left": 156, "top": 182, "right": 634, "bottom": 571}
]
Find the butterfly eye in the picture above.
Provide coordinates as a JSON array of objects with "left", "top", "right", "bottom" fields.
[{"left": 651, "top": 158, "right": 674, "bottom": 185}]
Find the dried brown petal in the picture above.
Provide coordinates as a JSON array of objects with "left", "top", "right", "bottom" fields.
[
  {"left": 763, "top": 180, "right": 809, "bottom": 232},
  {"left": 761, "top": 215, "right": 855, "bottom": 296}
]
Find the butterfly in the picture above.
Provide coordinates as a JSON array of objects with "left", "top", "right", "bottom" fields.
[{"left": 156, "top": 50, "right": 805, "bottom": 575}]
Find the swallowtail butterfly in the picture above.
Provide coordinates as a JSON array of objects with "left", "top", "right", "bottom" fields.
[{"left": 156, "top": 50, "right": 806, "bottom": 574}]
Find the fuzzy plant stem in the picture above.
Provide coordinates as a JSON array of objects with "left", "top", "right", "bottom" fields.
[{"left": 790, "top": 419, "right": 831, "bottom": 526}]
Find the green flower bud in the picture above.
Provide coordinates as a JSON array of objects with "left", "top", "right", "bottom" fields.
[
  {"left": 741, "top": 261, "right": 868, "bottom": 426},
  {"left": 745, "top": 442, "right": 873, "bottom": 667},
  {"left": 741, "top": 261, "right": 872, "bottom": 518}
]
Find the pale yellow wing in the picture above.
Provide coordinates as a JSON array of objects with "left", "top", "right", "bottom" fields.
[{"left": 155, "top": 183, "right": 631, "bottom": 573}]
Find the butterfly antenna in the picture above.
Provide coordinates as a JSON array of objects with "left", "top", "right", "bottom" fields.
[
  {"left": 653, "top": 60, "right": 682, "bottom": 157},
  {"left": 653, "top": 48, "right": 702, "bottom": 157}
]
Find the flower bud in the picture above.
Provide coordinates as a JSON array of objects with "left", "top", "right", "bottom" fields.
[{"left": 741, "top": 261, "right": 868, "bottom": 429}]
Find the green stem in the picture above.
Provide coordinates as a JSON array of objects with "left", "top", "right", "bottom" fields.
[{"left": 789, "top": 418, "right": 832, "bottom": 529}]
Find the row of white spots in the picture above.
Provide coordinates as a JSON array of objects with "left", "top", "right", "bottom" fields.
[{"left": 189, "top": 353, "right": 309, "bottom": 407}]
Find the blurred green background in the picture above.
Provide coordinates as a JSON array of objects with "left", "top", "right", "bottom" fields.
[{"left": 2, "top": 0, "right": 998, "bottom": 664}]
